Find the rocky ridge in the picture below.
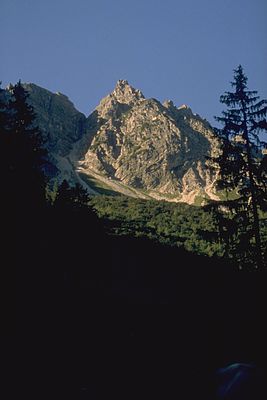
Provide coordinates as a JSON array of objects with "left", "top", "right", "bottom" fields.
[
  {"left": 74, "top": 80, "right": 220, "bottom": 203},
  {"left": 21, "top": 83, "right": 92, "bottom": 186},
  {"left": 21, "top": 80, "right": 220, "bottom": 203}
]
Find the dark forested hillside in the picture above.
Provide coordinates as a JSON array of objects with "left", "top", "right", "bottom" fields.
[{"left": 14, "top": 202, "right": 267, "bottom": 399}]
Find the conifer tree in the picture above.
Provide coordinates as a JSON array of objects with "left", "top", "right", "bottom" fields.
[
  {"left": 213, "top": 66, "right": 267, "bottom": 269},
  {"left": 0, "top": 82, "right": 11, "bottom": 190},
  {"left": 1, "top": 81, "right": 50, "bottom": 280},
  {"left": 0, "top": 82, "right": 8, "bottom": 131},
  {"left": 54, "top": 180, "right": 90, "bottom": 210},
  {"left": 54, "top": 179, "right": 73, "bottom": 209},
  {"left": 72, "top": 183, "right": 90, "bottom": 209},
  {"left": 5, "top": 81, "right": 47, "bottom": 210}
]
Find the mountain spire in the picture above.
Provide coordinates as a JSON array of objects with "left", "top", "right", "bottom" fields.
[{"left": 112, "top": 79, "right": 145, "bottom": 104}]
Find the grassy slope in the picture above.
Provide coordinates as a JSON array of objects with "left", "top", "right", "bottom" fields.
[{"left": 79, "top": 172, "right": 120, "bottom": 196}]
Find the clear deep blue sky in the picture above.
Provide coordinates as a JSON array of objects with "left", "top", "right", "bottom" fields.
[{"left": 1, "top": 0, "right": 266, "bottom": 126}]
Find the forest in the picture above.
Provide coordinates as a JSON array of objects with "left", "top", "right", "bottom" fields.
[{"left": 89, "top": 194, "right": 267, "bottom": 266}]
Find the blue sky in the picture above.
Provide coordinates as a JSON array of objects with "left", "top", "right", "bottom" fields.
[{"left": 1, "top": 0, "right": 266, "bottom": 126}]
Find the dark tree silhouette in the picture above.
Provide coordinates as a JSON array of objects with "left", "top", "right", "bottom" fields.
[
  {"left": 0, "top": 82, "right": 8, "bottom": 131},
  {"left": 53, "top": 179, "right": 73, "bottom": 208},
  {"left": 212, "top": 66, "right": 267, "bottom": 269},
  {"left": 0, "top": 82, "right": 12, "bottom": 199},
  {"left": 10, "top": 81, "right": 47, "bottom": 202},
  {"left": 54, "top": 179, "right": 90, "bottom": 210},
  {"left": 1, "top": 81, "right": 48, "bottom": 213},
  {"left": 1, "top": 81, "right": 49, "bottom": 337}
]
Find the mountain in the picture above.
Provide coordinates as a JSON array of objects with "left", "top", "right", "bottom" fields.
[
  {"left": 21, "top": 80, "right": 220, "bottom": 203},
  {"left": 21, "top": 83, "right": 92, "bottom": 186}
]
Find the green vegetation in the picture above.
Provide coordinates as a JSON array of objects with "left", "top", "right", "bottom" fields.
[
  {"left": 79, "top": 172, "right": 120, "bottom": 196},
  {"left": 89, "top": 195, "right": 267, "bottom": 265},
  {"left": 216, "top": 189, "right": 239, "bottom": 202},
  {"left": 193, "top": 192, "right": 209, "bottom": 206},
  {"left": 89, "top": 195, "right": 225, "bottom": 257}
]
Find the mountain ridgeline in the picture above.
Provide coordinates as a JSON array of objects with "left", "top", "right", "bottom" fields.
[{"left": 21, "top": 80, "right": 220, "bottom": 204}]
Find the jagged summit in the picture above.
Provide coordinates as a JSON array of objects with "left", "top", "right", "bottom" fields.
[
  {"left": 78, "top": 81, "right": 220, "bottom": 204},
  {"left": 112, "top": 79, "right": 145, "bottom": 104},
  {"left": 95, "top": 79, "right": 145, "bottom": 119},
  {"left": 114, "top": 79, "right": 130, "bottom": 89}
]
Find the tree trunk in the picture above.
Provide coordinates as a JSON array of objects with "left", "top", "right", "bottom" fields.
[{"left": 241, "top": 103, "right": 264, "bottom": 269}]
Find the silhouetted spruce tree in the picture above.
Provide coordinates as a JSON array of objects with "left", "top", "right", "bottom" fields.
[
  {"left": 3, "top": 81, "right": 48, "bottom": 213},
  {"left": 54, "top": 180, "right": 90, "bottom": 210},
  {"left": 1, "top": 81, "right": 49, "bottom": 308},
  {"left": 0, "top": 82, "right": 14, "bottom": 257},
  {"left": 0, "top": 82, "right": 12, "bottom": 196},
  {"left": 53, "top": 179, "right": 73, "bottom": 209},
  {"left": 0, "top": 82, "right": 7, "bottom": 129},
  {"left": 72, "top": 183, "right": 90, "bottom": 209},
  {"left": 212, "top": 65, "right": 267, "bottom": 269}
]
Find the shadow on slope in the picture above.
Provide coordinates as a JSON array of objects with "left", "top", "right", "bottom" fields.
[{"left": 13, "top": 207, "right": 267, "bottom": 399}]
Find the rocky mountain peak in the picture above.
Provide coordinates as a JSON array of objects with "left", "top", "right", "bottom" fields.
[
  {"left": 77, "top": 81, "right": 220, "bottom": 204},
  {"left": 95, "top": 80, "right": 145, "bottom": 119},
  {"left": 112, "top": 79, "right": 145, "bottom": 104},
  {"left": 18, "top": 81, "right": 220, "bottom": 204},
  {"left": 163, "top": 99, "right": 175, "bottom": 108}
]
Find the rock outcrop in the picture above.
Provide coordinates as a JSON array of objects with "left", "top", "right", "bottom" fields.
[{"left": 22, "top": 84, "right": 91, "bottom": 184}]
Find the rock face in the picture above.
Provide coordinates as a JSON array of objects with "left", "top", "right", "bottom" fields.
[
  {"left": 76, "top": 80, "right": 219, "bottom": 203},
  {"left": 18, "top": 80, "right": 220, "bottom": 203},
  {"left": 24, "top": 84, "right": 86, "bottom": 156},
  {"left": 22, "top": 84, "right": 91, "bottom": 184}
]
